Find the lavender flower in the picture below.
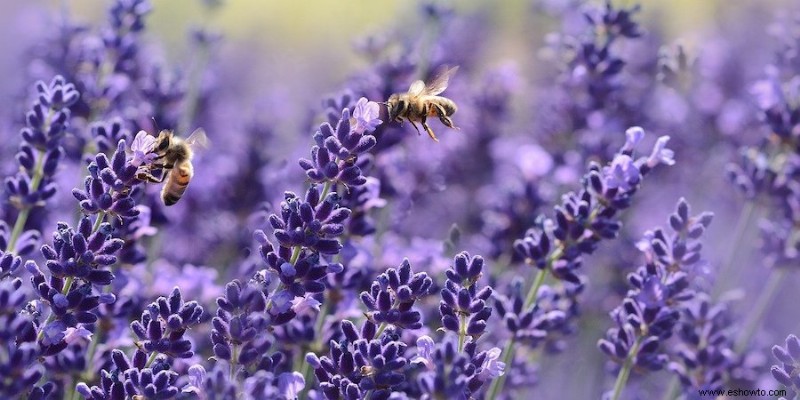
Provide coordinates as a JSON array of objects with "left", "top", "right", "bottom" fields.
[
  {"left": 76, "top": 349, "right": 180, "bottom": 399},
  {"left": 306, "top": 320, "right": 407, "bottom": 400},
  {"left": 90, "top": 118, "right": 131, "bottom": 155},
  {"left": 771, "top": 334, "right": 800, "bottom": 398},
  {"left": 511, "top": 129, "right": 673, "bottom": 289},
  {"left": 4, "top": 76, "right": 78, "bottom": 250},
  {"left": 264, "top": 185, "right": 350, "bottom": 255},
  {"left": 598, "top": 198, "right": 713, "bottom": 400},
  {"left": 412, "top": 336, "right": 505, "bottom": 399},
  {"left": 300, "top": 99, "right": 380, "bottom": 187},
  {"left": 130, "top": 287, "right": 203, "bottom": 359},
  {"left": 439, "top": 252, "right": 492, "bottom": 347},
  {"left": 360, "top": 259, "right": 433, "bottom": 331},
  {"left": 211, "top": 279, "right": 278, "bottom": 373},
  {"left": 72, "top": 139, "right": 142, "bottom": 219},
  {"left": 668, "top": 294, "right": 735, "bottom": 394},
  {"left": 0, "top": 278, "right": 41, "bottom": 397}
]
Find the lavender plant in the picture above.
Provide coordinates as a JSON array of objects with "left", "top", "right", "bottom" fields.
[
  {"left": 5, "top": 0, "right": 800, "bottom": 399},
  {"left": 598, "top": 198, "right": 713, "bottom": 399}
]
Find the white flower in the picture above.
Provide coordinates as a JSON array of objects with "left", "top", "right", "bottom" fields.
[
  {"left": 410, "top": 335, "right": 435, "bottom": 370},
  {"left": 647, "top": 135, "right": 675, "bottom": 167},
  {"left": 130, "top": 130, "right": 158, "bottom": 167},
  {"left": 479, "top": 347, "right": 506, "bottom": 379}
]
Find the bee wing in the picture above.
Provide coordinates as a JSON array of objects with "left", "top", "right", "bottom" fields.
[
  {"left": 408, "top": 80, "right": 426, "bottom": 96},
  {"left": 185, "top": 128, "right": 210, "bottom": 151},
  {"left": 424, "top": 65, "right": 459, "bottom": 96}
]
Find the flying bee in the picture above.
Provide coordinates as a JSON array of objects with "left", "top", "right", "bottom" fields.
[
  {"left": 136, "top": 129, "right": 208, "bottom": 206},
  {"left": 386, "top": 65, "right": 459, "bottom": 142}
]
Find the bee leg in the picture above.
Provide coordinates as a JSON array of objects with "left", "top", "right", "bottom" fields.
[
  {"left": 136, "top": 170, "right": 165, "bottom": 183},
  {"left": 433, "top": 104, "right": 458, "bottom": 130},
  {"left": 408, "top": 120, "right": 423, "bottom": 136},
  {"left": 421, "top": 117, "right": 439, "bottom": 142}
]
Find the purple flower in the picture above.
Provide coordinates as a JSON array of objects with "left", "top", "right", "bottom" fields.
[
  {"left": 772, "top": 334, "right": 800, "bottom": 396},
  {"left": 479, "top": 347, "right": 505, "bottom": 379},
  {"left": 5, "top": 76, "right": 78, "bottom": 210},
  {"left": 599, "top": 199, "right": 713, "bottom": 398},
  {"left": 63, "top": 326, "right": 93, "bottom": 344},
  {"left": 410, "top": 335, "right": 436, "bottom": 369},
  {"left": 130, "top": 130, "right": 158, "bottom": 167},
  {"left": 351, "top": 97, "right": 382, "bottom": 134},
  {"left": 646, "top": 136, "right": 676, "bottom": 168},
  {"left": 292, "top": 295, "right": 321, "bottom": 315},
  {"left": 602, "top": 154, "right": 641, "bottom": 191},
  {"left": 621, "top": 126, "right": 645, "bottom": 153},
  {"left": 440, "top": 252, "right": 493, "bottom": 339},
  {"left": 181, "top": 364, "right": 206, "bottom": 395},
  {"left": 278, "top": 371, "right": 305, "bottom": 399},
  {"left": 361, "top": 258, "right": 433, "bottom": 330},
  {"left": 130, "top": 287, "right": 203, "bottom": 359}
]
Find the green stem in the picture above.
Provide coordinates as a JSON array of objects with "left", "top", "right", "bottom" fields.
[
  {"left": 523, "top": 267, "right": 549, "bottom": 309},
  {"left": 7, "top": 146, "right": 46, "bottom": 253},
  {"left": 319, "top": 181, "right": 333, "bottom": 201},
  {"left": 610, "top": 336, "right": 643, "bottom": 400},
  {"left": 230, "top": 343, "right": 239, "bottom": 381},
  {"left": 65, "top": 380, "right": 76, "bottom": 400},
  {"left": 712, "top": 201, "right": 755, "bottom": 299},
  {"left": 298, "top": 296, "right": 332, "bottom": 400},
  {"left": 661, "top": 376, "right": 680, "bottom": 400},
  {"left": 734, "top": 268, "right": 787, "bottom": 353},
  {"left": 375, "top": 322, "right": 387, "bottom": 339},
  {"left": 92, "top": 211, "right": 107, "bottom": 233},
  {"left": 7, "top": 209, "right": 31, "bottom": 254},
  {"left": 487, "top": 268, "right": 548, "bottom": 399},
  {"left": 458, "top": 314, "right": 467, "bottom": 352},
  {"left": 145, "top": 351, "right": 159, "bottom": 368},
  {"left": 36, "top": 276, "right": 75, "bottom": 341},
  {"left": 290, "top": 246, "right": 302, "bottom": 265}
]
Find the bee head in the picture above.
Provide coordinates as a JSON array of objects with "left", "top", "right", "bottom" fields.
[
  {"left": 386, "top": 94, "right": 406, "bottom": 122},
  {"left": 155, "top": 130, "right": 173, "bottom": 152}
]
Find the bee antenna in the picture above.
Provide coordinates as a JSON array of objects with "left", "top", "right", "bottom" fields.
[{"left": 151, "top": 117, "right": 161, "bottom": 132}]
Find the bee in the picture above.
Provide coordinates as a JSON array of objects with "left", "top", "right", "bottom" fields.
[
  {"left": 386, "top": 65, "right": 459, "bottom": 142},
  {"left": 136, "top": 129, "right": 208, "bottom": 206}
]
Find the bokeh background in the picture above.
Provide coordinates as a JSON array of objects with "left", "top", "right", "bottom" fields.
[{"left": 2, "top": 0, "right": 800, "bottom": 398}]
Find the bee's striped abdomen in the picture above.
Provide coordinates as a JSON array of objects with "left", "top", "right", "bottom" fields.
[{"left": 161, "top": 162, "right": 193, "bottom": 206}]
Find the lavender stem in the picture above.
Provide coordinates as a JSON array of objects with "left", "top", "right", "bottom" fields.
[
  {"left": 487, "top": 267, "right": 548, "bottom": 399},
  {"left": 713, "top": 201, "right": 756, "bottom": 299},
  {"left": 735, "top": 267, "right": 787, "bottom": 353},
  {"left": 610, "top": 336, "right": 642, "bottom": 400}
]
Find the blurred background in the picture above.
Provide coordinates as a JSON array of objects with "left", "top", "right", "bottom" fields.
[{"left": 2, "top": 0, "right": 800, "bottom": 398}]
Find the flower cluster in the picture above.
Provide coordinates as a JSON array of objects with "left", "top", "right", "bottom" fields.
[
  {"left": 5, "top": 76, "right": 79, "bottom": 214},
  {"left": 77, "top": 349, "right": 179, "bottom": 399},
  {"left": 211, "top": 279, "right": 276, "bottom": 372},
  {"left": 266, "top": 186, "right": 351, "bottom": 255},
  {"left": 669, "top": 294, "right": 735, "bottom": 394},
  {"left": 439, "top": 252, "right": 493, "bottom": 344},
  {"left": 361, "top": 258, "right": 433, "bottom": 330},
  {"left": 513, "top": 128, "right": 674, "bottom": 286},
  {"left": 411, "top": 336, "right": 506, "bottom": 398},
  {"left": 306, "top": 320, "right": 407, "bottom": 400},
  {"left": 598, "top": 198, "right": 713, "bottom": 398},
  {"left": 6, "top": 0, "right": 800, "bottom": 399},
  {"left": 771, "top": 334, "right": 800, "bottom": 398},
  {"left": 73, "top": 139, "right": 142, "bottom": 219},
  {"left": 130, "top": 287, "right": 203, "bottom": 359},
  {"left": 300, "top": 99, "right": 380, "bottom": 188}
]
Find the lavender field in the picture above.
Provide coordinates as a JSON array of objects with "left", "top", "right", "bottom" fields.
[{"left": 2, "top": 0, "right": 800, "bottom": 399}]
